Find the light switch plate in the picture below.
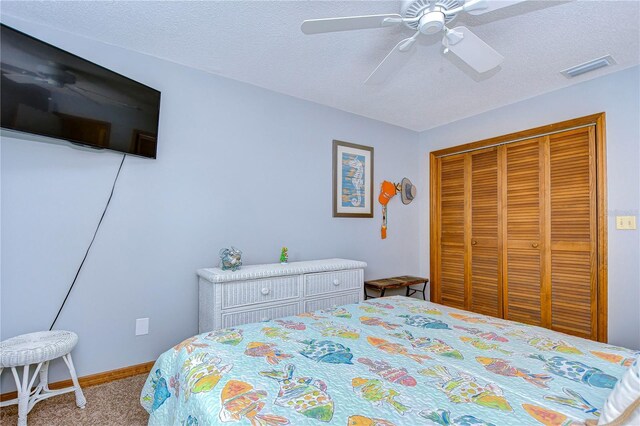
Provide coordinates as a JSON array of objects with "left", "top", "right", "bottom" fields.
[
  {"left": 616, "top": 216, "right": 637, "bottom": 230},
  {"left": 136, "top": 318, "right": 149, "bottom": 336}
]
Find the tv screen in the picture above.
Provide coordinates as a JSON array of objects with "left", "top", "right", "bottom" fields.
[{"left": 1, "top": 24, "right": 161, "bottom": 159}]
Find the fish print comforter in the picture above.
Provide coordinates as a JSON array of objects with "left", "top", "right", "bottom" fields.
[{"left": 140, "top": 296, "right": 637, "bottom": 425}]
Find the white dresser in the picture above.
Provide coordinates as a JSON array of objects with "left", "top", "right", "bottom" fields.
[{"left": 197, "top": 258, "right": 366, "bottom": 333}]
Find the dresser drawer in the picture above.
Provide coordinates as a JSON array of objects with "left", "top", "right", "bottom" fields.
[
  {"left": 221, "top": 302, "right": 300, "bottom": 328},
  {"left": 222, "top": 276, "right": 299, "bottom": 309},
  {"left": 304, "top": 269, "right": 362, "bottom": 296},
  {"left": 304, "top": 292, "right": 361, "bottom": 312}
]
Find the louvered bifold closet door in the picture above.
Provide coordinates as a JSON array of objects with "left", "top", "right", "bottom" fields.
[
  {"left": 549, "top": 127, "right": 597, "bottom": 339},
  {"left": 438, "top": 154, "right": 466, "bottom": 309},
  {"left": 470, "top": 148, "right": 501, "bottom": 317},
  {"left": 432, "top": 114, "right": 606, "bottom": 341},
  {"left": 504, "top": 138, "right": 545, "bottom": 326}
]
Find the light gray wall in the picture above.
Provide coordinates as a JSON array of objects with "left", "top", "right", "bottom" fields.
[
  {"left": 418, "top": 66, "right": 640, "bottom": 350},
  {"left": 0, "top": 17, "right": 421, "bottom": 392}
]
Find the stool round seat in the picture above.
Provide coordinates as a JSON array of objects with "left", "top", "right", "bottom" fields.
[{"left": 0, "top": 331, "right": 78, "bottom": 368}]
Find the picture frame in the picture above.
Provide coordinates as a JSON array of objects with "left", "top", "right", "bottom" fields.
[{"left": 332, "top": 140, "right": 374, "bottom": 218}]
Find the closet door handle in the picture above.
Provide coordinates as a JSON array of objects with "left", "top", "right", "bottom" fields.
[
  {"left": 531, "top": 242, "right": 539, "bottom": 248},
  {"left": 471, "top": 240, "right": 478, "bottom": 246}
]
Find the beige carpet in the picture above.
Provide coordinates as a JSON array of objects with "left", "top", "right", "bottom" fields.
[{"left": 0, "top": 374, "right": 148, "bottom": 425}]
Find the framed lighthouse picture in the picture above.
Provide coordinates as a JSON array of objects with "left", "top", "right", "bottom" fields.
[{"left": 332, "top": 140, "right": 374, "bottom": 218}]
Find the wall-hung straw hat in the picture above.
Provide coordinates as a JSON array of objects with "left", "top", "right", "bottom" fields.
[{"left": 400, "top": 178, "right": 416, "bottom": 205}]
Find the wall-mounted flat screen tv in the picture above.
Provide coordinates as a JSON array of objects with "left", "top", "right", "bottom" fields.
[{"left": 1, "top": 24, "right": 161, "bottom": 159}]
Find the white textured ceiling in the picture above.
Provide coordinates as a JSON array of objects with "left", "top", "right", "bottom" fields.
[{"left": 1, "top": 1, "right": 639, "bottom": 131}]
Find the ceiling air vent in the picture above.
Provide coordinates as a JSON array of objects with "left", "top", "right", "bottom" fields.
[{"left": 561, "top": 55, "right": 616, "bottom": 78}]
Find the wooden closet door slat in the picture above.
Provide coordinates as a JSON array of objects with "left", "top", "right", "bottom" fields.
[
  {"left": 504, "top": 139, "right": 543, "bottom": 326},
  {"left": 549, "top": 127, "right": 597, "bottom": 339},
  {"left": 439, "top": 154, "right": 466, "bottom": 309},
  {"left": 470, "top": 148, "right": 501, "bottom": 317}
]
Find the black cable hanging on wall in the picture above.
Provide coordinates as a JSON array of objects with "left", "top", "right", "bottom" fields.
[{"left": 49, "top": 153, "right": 127, "bottom": 331}]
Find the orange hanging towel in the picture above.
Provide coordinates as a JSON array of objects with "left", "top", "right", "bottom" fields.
[
  {"left": 379, "top": 181, "right": 397, "bottom": 239},
  {"left": 381, "top": 205, "right": 388, "bottom": 239}
]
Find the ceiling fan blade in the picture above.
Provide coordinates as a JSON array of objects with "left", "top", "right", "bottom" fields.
[
  {"left": 365, "top": 36, "right": 417, "bottom": 85},
  {"left": 444, "top": 26, "right": 503, "bottom": 73},
  {"left": 301, "top": 14, "right": 402, "bottom": 34},
  {"left": 464, "top": 0, "right": 527, "bottom": 15}
]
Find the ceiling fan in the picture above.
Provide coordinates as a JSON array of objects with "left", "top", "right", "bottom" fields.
[{"left": 301, "top": 0, "right": 526, "bottom": 84}]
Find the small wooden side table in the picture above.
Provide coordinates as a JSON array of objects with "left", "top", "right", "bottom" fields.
[{"left": 364, "top": 276, "right": 429, "bottom": 300}]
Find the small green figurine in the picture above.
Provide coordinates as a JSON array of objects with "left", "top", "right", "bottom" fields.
[{"left": 280, "top": 247, "right": 288, "bottom": 264}]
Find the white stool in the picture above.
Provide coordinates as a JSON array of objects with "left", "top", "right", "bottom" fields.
[{"left": 0, "top": 330, "right": 86, "bottom": 426}]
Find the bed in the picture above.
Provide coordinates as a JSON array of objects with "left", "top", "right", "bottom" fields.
[{"left": 140, "top": 296, "right": 637, "bottom": 425}]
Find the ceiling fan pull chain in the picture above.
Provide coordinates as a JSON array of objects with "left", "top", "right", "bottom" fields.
[{"left": 442, "top": 28, "right": 451, "bottom": 54}]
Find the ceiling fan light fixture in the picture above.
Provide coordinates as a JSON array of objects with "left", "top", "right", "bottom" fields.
[
  {"left": 561, "top": 55, "right": 616, "bottom": 78},
  {"left": 402, "top": 0, "right": 462, "bottom": 29},
  {"left": 419, "top": 11, "right": 445, "bottom": 34}
]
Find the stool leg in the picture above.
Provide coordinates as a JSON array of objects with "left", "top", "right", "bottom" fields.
[
  {"left": 62, "top": 353, "right": 86, "bottom": 409},
  {"left": 11, "top": 365, "right": 29, "bottom": 426},
  {"left": 39, "top": 361, "right": 50, "bottom": 391}
]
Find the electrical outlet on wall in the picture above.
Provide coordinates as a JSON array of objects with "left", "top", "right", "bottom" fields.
[{"left": 136, "top": 318, "right": 149, "bottom": 336}]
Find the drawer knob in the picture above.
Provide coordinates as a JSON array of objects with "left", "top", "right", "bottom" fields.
[
  {"left": 261, "top": 287, "right": 270, "bottom": 295},
  {"left": 333, "top": 279, "right": 340, "bottom": 286},
  {"left": 261, "top": 317, "right": 269, "bottom": 322}
]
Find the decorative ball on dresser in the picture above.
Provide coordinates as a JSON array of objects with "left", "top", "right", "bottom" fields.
[{"left": 219, "top": 247, "right": 243, "bottom": 271}]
